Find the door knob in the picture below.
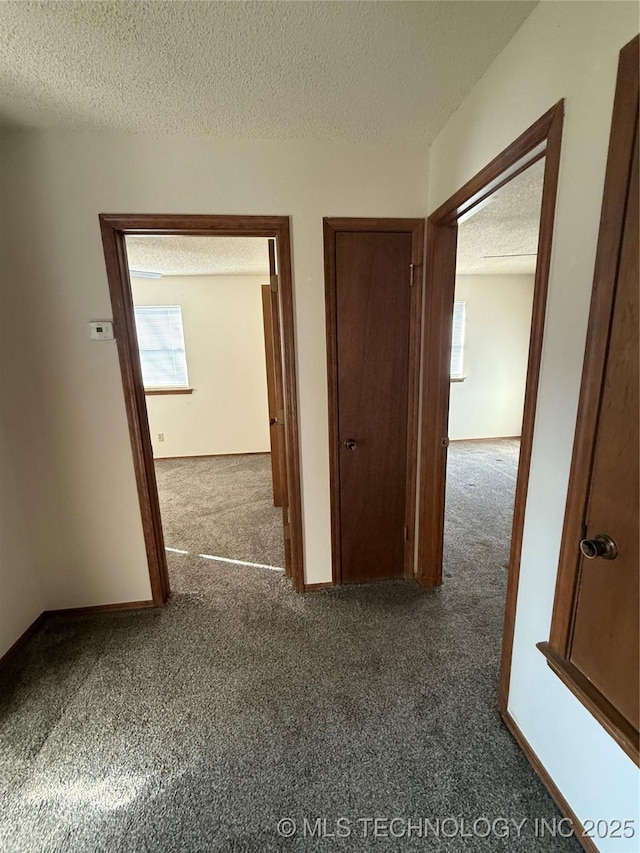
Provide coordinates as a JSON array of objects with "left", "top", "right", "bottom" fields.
[
  {"left": 269, "top": 417, "right": 277, "bottom": 426},
  {"left": 579, "top": 534, "right": 618, "bottom": 560},
  {"left": 344, "top": 439, "right": 358, "bottom": 451}
]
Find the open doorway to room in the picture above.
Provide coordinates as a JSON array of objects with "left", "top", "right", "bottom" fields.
[
  {"left": 125, "top": 235, "right": 287, "bottom": 594},
  {"left": 99, "top": 215, "right": 304, "bottom": 602},
  {"left": 442, "top": 159, "right": 544, "bottom": 634},
  {"left": 417, "top": 102, "right": 564, "bottom": 713}
]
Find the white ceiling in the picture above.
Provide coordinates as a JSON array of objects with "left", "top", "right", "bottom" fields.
[
  {"left": 126, "top": 235, "right": 271, "bottom": 277},
  {"left": 0, "top": 1, "right": 536, "bottom": 143},
  {"left": 456, "top": 157, "right": 544, "bottom": 275}
]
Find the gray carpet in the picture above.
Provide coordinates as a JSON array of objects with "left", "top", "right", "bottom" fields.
[
  {"left": 444, "top": 439, "right": 521, "bottom": 579},
  {"left": 154, "top": 454, "right": 285, "bottom": 588},
  {"left": 0, "top": 445, "right": 580, "bottom": 852}
]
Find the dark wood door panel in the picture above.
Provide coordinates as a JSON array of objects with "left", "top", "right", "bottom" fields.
[
  {"left": 570, "top": 130, "right": 639, "bottom": 729},
  {"left": 335, "top": 231, "right": 412, "bottom": 582},
  {"left": 541, "top": 35, "right": 639, "bottom": 764},
  {"left": 261, "top": 284, "right": 283, "bottom": 507}
]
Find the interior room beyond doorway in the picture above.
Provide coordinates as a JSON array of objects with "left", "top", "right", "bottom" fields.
[
  {"left": 444, "top": 158, "right": 544, "bottom": 582},
  {"left": 126, "top": 234, "right": 286, "bottom": 587}
]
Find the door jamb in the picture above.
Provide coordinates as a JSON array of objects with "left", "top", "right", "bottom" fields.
[
  {"left": 99, "top": 214, "right": 305, "bottom": 601},
  {"left": 416, "top": 102, "right": 564, "bottom": 714},
  {"left": 323, "top": 217, "right": 425, "bottom": 585}
]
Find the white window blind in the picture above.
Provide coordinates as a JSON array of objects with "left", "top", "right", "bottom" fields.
[
  {"left": 134, "top": 305, "right": 189, "bottom": 389},
  {"left": 451, "top": 301, "right": 466, "bottom": 379}
]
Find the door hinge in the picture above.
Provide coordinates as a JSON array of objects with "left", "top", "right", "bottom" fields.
[
  {"left": 270, "top": 274, "right": 279, "bottom": 293},
  {"left": 283, "top": 524, "right": 291, "bottom": 540},
  {"left": 409, "top": 264, "right": 415, "bottom": 286}
]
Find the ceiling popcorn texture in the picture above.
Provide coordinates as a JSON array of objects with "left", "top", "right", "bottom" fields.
[
  {"left": 457, "top": 158, "right": 545, "bottom": 276},
  {"left": 0, "top": 1, "right": 536, "bottom": 142},
  {"left": 125, "top": 235, "right": 270, "bottom": 277}
]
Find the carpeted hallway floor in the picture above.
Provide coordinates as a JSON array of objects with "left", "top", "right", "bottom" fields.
[
  {"left": 0, "top": 443, "right": 580, "bottom": 852},
  {"left": 444, "top": 439, "right": 521, "bottom": 579},
  {"left": 154, "top": 454, "right": 285, "bottom": 588}
]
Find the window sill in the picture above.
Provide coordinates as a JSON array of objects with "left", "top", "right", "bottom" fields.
[
  {"left": 537, "top": 641, "right": 638, "bottom": 766},
  {"left": 450, "top": 376, "right": 467, "bottom": 383},
  {"left": 144, "top": 388, "right": 194, "bottom": 396}
]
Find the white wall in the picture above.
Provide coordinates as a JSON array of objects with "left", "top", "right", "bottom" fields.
[
  {"left": 0, "top": 131, "right": 428, "bottom": 611},
  {"left": 0, "top": 416, "right": 43, "bottom": 658},
  {"left": 429, "top": 3, "right": 639, "bottom": 847},
  {"left": 449, "top": 274, "right": 533, "bottom": 440},
  {"left": 131, "top": 274, "right": 270, "bottom": 459}
]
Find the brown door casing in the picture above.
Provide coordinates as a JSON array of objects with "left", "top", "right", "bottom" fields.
[
  {"left": 324, "top": 218, "right": 424, "bottom": 584},
  {"left": 99, "top": 215, "right": 305, "bottom": 598}
]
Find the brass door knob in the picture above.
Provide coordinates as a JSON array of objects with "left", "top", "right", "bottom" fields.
[{"left": 579, "top": 534, "right": 618, "bottom": 560}]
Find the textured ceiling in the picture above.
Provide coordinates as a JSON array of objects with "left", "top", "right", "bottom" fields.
[
  {"left": 126, "top": 236, "right": 270, "bottom": 277},
  {"left": 0, "top": 1, "right": 536, "bottom": 142},
  {"left": 457, "top": 158, "right": 544, "bottom": 276}
]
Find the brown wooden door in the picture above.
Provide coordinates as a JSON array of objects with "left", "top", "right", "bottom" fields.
[
  {"left": 541, "top": 36, "right": 639, "bottom": 760},
  {"left": 325, "top": 220, "right": 424, "bottom": 584},
  {"left": 569, "top": 128, "right": 639, "bottom": 730},
  {"left": 262, "top": 238, "right": 292, "bottom": 575},
  {"left": 261, "top": 282, "right": 284, "bottom": 507}
]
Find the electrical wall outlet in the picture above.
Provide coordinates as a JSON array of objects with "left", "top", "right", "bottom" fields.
[{"left": 158, "top": 433, "right": 165, "bottom": 442}]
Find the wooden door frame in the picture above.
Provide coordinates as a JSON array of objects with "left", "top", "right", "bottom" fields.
[
  {"left": 99, "top": 214, "right": 305, "bottom": 601},
  {"left": 323, "top": 217, "right": 425, "bottom": 585},
  {"left": 416, "top": 102, "right": 564, "bottom": 714}
]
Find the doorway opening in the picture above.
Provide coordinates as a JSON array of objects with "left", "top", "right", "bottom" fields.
[
  {"left": 417, "top": 102, "right": 564, "bottom": 713},
  {"left": 129, "top": 235, "right": 288, "bottom": 594},
  {"left": 443, "top": 157, "right": 544, "bottom": 663},
  {"left": 99, "top": 215, "right": 304, "bottom": 601}
]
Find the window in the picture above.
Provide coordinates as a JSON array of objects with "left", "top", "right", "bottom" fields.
[
  {"left": 134, "top": 305, "right": 189, "bottom": 390},
  {"left": 450, "top": 301, "right": 466, "bottom": 379}
]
